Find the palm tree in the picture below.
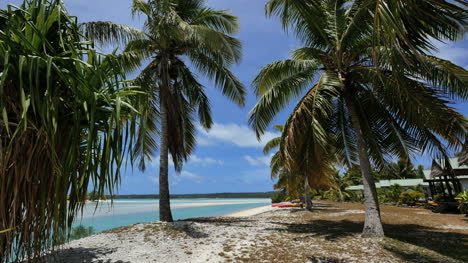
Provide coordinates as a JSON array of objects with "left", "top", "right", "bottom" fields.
[
  {"left": 264, "top": 125, "right": 321, "bottom": 210},
  {"left": 343, "top": 165, "right": 363, "bottom": 185},
  {"left": 0, "top": 0, "right": 140, "bottom": 260},
  {"left": 249, "top": 0, "right": 468, "bottom": 237},
  {"left": 379, "top": 159, "right": 424, "bottom": 180},
  {"left": 325, "top": 171, "right": 354, "bottom": 202},
  {"left": 85, "top": 0, "right": 245, "bottom": 222}
]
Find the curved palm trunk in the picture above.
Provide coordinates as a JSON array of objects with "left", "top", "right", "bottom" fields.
[
  {"left": 159, "top": 96, "right": 174, "bottom": 222},
  {"left": 346, "top": 95, "right": 384, "bottom": 237},
  {"left": 304, "top": 177, "right": 313, "bottom": 211}
]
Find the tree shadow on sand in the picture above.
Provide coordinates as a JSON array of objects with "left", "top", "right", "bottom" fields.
[
  {"left": 307, "top": 256, "right": 353, "bottom": 263},
  {"left": 174, "top": 218, "right": 257, "bottom": 239},
  {"left": 182, "top": 217, "right": 256, "bottom": 228},
  {"left": 265, "top": 220, "right": 361, "bottom": 241},
  {"left": 173, "top": 222, "right": 210, "bottom": 238},
  {"left": 40, "top": 247, "right": 129, "bottom": 263},
  {"left": 265, "top": 219, "right": 468, "bottom": 262}
]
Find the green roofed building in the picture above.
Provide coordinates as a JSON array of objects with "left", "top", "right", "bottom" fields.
[
  {"left": 347, "top": 146, "right": 468, "bottom": 202},
  {"left": 422, "top": 154, "right": 468, "bottom": 202},
  {"left": 347, "top": 178, "right": 428, "bottom": 191}
]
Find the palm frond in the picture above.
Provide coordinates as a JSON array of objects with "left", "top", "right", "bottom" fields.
[
  {"left": 132, "top": 0, "right": 152, "bottom": 18},
  {"left": 249, "top": 59, "right": 320, "bottom": 137},
  {"left": 80, "top": 21, "right": 145, "bottom": 47},
  {"left": 187, "top": 49, "right": 246, "bottom": 106},
  {"left": 192, "top": 8, "right": 239, "bottom": 34},
  {"left": 263, "top": 137, "right": 281, "bottom": 154},
  {"left": 189, "top": 25, "right": 242, "bottom": 64}
]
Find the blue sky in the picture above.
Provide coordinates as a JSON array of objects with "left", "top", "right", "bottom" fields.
[{"left": 3, "top": 0, "right": 468, "bottom": 194}]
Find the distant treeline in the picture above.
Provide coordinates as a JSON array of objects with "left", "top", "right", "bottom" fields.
[{"left": 107, "top": 192, "right": 276, "bottom": 199}]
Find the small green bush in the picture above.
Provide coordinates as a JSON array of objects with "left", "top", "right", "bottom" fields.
[
  {"left": 349, "top": 191, "right": 364, "bottom": 202},
  {"left": 70, "top": 225, "right": 95, "bottom": 240},
  {"left": 455, "top": 191, "right": 468, "bottom": 216},
  {"left": 271, "top": 191, "right": 288, "bottom": 203},
  {"left": 377, "top": 185, "right": 403, "bottom": 204},
  {"left": 323, "top": 189, "right": 340, "bottom": 201},
  {"left": 398, "top": 191, "right": 424, "bottom": 206},
  {"left": 433, "top": 194, "right": 444, "bottom": 202}
]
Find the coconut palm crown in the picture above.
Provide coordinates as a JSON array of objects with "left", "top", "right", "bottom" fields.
[
  {"left": 249, "top": 0, "right": 468, "bottom": 237},
  {"left": 84, "top": 0, "right": 246, "bottom": 221}
]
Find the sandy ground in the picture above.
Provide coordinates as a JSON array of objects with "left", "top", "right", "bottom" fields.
[
  {"left": 44, "top": 205, "right": 278, "bottom": 263},
  {"left": 40, "top": 202, "right": 468, "bottom": 263},
  {"left": 223, "top": 205, "right": 274, "bottom": 217}
]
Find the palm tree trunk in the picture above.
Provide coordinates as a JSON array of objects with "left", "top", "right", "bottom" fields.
[
  {"left": 338, "top": 189, "right": 344, "bottom": 202},
  {"left": 159, "top": 98, "right": 174, "bottom": 222},
  {"left": 346, "top": 95, "right": 384, "bottom": 237},
  {"left": 304, "top": 176, "right": 313, "bottom": 211}
]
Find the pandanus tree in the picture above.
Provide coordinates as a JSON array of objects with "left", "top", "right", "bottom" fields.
[
  {"left": 250, "top": 0, "right": 468, "bottom": 237},
  {"left": 0, "top": 0, "right": 140, "bottom": 261},
  {"left": 85, "top": 0, "right": 245, "bottom": 222}
]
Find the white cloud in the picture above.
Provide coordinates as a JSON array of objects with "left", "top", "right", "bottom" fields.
[
  {"left": 159, "top": 170, "right": 204, "bottom": 186},
  {"left": 148, "top": 154, "right": 223, "bottom": 168},
  {"left": 180, "top": 171, "right": 204, "bottom": 184},
  {"left": 244, "top": 154, "right": 273, "bottom": 166},
  {"left": 148, "top": 176, "right": 158, "bottom": 184},
  {"left": 188, "top": 155, "right": 224, "bottom": 166},
  {"left": 197, "top": 123, "right": 280, "bottom": 148},
  {"left": 197, "top": 137, "right": 216, "bottom": 146}
]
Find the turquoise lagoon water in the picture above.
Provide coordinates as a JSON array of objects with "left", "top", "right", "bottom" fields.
[{"left": 74, "top": 198, "right": 271, "bottom": 233}]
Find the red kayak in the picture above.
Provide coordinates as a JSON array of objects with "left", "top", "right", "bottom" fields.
[{"left": 272, "top": 203, "right": 303, "bottom": 208}]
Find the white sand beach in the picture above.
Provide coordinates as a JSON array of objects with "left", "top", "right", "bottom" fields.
[
  {"left": 41, "top": 204, "right": 389, "bottom": 263},
  {"left": 39, "top": 201, "right": 468, "bottom": 263},
  {"left": 46, "top": 204, "right": 278, "bottom": 263},
  {"left": 223, "top": 205, "right": 274, "bottom": 217}
]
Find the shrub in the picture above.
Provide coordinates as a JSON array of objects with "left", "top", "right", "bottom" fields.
[
  {"left": 323, "top": 189, "right": 340, "bottom": 201},
  {"left": 455, "top": 191, "right": 468, "bottom": 216},
  {"left": 398, "top": 191, "right": 424, "bottom": 206},
  {"left": 386, "top": 185, "right": 404, "bottom": 203},
  {"left": 349, "top": 191, "right": 364, "bottom": 202},
  {"left": 433, "top": 194, "right": 444, "bottom": 202},
  {"left": 271, "top": 191, "right": 288, "bottom": 203},
  {"left": 377, "top": 185, "right": 403, "bottom": 204},
  {"left": 70, "top": 225, "right": 95, "bottom": 240}
]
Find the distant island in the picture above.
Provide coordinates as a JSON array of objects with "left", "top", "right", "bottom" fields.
[{"left": 108, "top": 191, "right": 276, "bottom": 199}]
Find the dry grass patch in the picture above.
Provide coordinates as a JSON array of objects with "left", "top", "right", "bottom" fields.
[{"left": 250, "top": 201, "right": 468, "bottom": 263}]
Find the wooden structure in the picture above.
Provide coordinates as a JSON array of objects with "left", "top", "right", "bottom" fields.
[{"left": 423, "top": 154, "right": 468, "bottom": 201}]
